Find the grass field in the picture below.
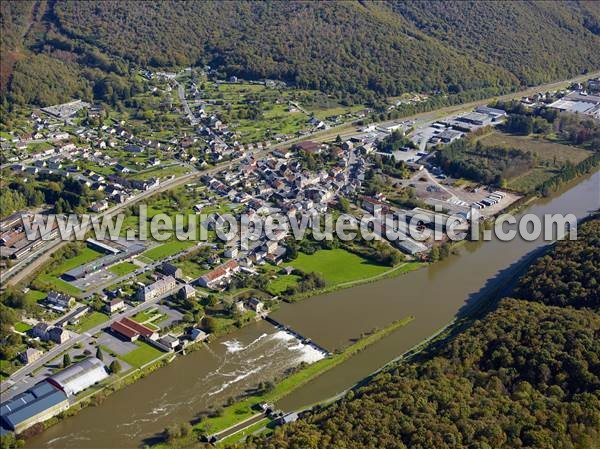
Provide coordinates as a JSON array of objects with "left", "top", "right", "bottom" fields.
[
  {"left": 218, "top": 418, "right": 272, "bottom": 446},
  {"left": 37, "top": 274, "right": 81, "bottom": 295},
  {"left": 308, "top": 104, "right": 365, "bottom": 120},
  {"left": 142, "top": 241, "right": 194, "bottom": 261},
  {"left": 36, "top": 247, "right": 103, "bottom": 295},
  {"left": 507, "top": 167, "right": 559, "bottom": 192},
  {"left": 127, "top": 164, "right": 190, "bottom": 181},
  {"left": 50, "top": 248, "right": 104, "bottom": 275},
  {"left": 109, "top": 262, "right": 138, "bottom": 276},
  {"left": 131, "top": 309, "right": 164, "bottom": 324},
  {"left": 477, "top": 131, "right": 593, "bottom": 193},
  {"left": 286, "top": 249, "right": 390, "bottom": 286},
  {"left": 71, "top": 312, "right": 110, "bottom": 333},
  {"left": 478, "top": 132, "right": 591, "bottom": 164},
  {"left": 25, "top": 290, "right": 46, "bottom": 303},
  {"left": 266, "top": 274, "right": 301, "bottom": 295},
  {"left": 119, "top": 341, "right": 164, "bottom": 368},
  {"left": 174, "top": 259, "right": 209, "bottom": 279},
  {"left": 14, "top": 322, "right": 32, "bottom": 333}
]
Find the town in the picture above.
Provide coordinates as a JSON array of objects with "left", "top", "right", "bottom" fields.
[{"left": 1, "top": 66, "right": 599, "bottom": 443}]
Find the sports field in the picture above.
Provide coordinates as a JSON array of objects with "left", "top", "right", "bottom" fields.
[{"left": 286, "top": 249, "right": 389, "bottom": 286}]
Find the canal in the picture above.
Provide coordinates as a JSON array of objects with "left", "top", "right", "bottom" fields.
[{"left": 27, "top": 170, "right": 599, "bottom": 448}]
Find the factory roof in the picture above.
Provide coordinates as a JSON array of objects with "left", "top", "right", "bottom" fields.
[
  {"left": 0, "top": 381, "right": 68, "bottom": 431},
  {"left": 47, "top": 358, "right": 108, "bottom": 397}
]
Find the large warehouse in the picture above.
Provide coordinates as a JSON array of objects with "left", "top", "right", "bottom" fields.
[
  {"left": 0, "top": 381, "right": 69, "bottom": 434},
  {"left": 46, "top": 358, "right": 108, "bottom": 397}
]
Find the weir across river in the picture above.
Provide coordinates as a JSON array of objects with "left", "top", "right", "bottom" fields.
[{"left": 263, "top": 315, "right": 331, "bottom": 356}]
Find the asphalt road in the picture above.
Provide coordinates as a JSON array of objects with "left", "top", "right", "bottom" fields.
[{"left": 0, "top": 282, "right": 182, "bottom": 399}]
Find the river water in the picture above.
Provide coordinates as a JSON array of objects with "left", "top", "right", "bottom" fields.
[
  {"left": 28, "top": 321, "right": 324, "bottom": 449},
  {"left": 27, "top": 170, "right": 599, "bottom": 449}
]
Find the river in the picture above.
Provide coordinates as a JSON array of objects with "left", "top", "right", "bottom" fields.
[{"left": 27, "top": 170, "right": 599, "bottom": 449}]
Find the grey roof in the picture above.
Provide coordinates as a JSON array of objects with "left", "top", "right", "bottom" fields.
[
  {"left": 159, "top": 262, "right": 181, "bottom": 276},
  {"left": 47, "top": 358, "right": 108, "bottom": 397},
  {"left": 0, "top": 381, "right": 68, "bottom": 431},
  {"left": 54, "top": 305, "right": 90, "bottom": 327}
]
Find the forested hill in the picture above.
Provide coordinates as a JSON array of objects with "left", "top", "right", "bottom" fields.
[
  {"left": 236, "top": 219, "right": 600, "bottom": 449},
  {"left": 1, "top": 1, "right": 599, "bottom": 108}
]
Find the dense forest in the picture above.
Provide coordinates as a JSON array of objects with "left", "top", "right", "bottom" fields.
[
  {"left": 236, "top": 218, "right": 600, "bottom": 449},
  {"left": 389, "top": 1, "right": 600, "bottom": 86},
  {"left": 1, "top": 1, "right": 599, "bottom": 109},
  {"left": 0, "top": 174, "right": 104, "bottom": 219},
  {"left": 515, "top": 220, "right": 599, "bottom": 309}
]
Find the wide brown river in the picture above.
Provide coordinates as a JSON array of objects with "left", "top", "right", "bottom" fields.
[{"left": 27, "top": 170, "right": 599, "bottom": 449}]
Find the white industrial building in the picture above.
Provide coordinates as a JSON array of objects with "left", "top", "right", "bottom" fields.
[{"left": 46, "top": 358, "right": 108, "bottom": 397}]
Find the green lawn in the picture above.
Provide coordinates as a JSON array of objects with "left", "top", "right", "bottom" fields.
[
  {"left": 479, "top": 132, "right": 592, "bottom": 164},
  {"left": 25, "top": 290, "right": 46, "bottom": 303},
  {"left": 119, "top": 341, "right": 164, "bottom": 368},
  {"left": 109, "top": 261, "right": 138, "bottom": 276},
  {"left": 137, "top": 255, "right": 153, "bottom": 264},
  {"left": 174, "top": 259, "right": 209, "bottom": 279},
  {"left": 35, "top": 247, "right": 102, "bottom": 295},
  {"left": 142, "top": 241, "right": 194, "bottom": 261},
  {"left": 308, "top": 104, "right": 365, "bottom": 120},
  {"left": 71, "top": 312, "right": 110, "bottom": 333},
  {"left": 50, "top": 247, "right": 104, "bottom": 275},
  {"left": 131, "top": 309, "right": 163, "bottom": 324},
  {"left": 127, "top": 164, "right": 190, "bottom": 181},
  {"left": 286, "top": 249, "right": 390, "bottom": 286},
  {"left": 267, "top": 274, "right": 301, "bottom": 295},
  {"left": 37, "top": 274, "right": 81, "bottom": 295},
  {"left": 14, "top": 322, "right": 32, "bottom": 333},
  {"left": 507, "top": 167, "right": 558, "bottom": 193},
  {"left": 218, "top": 418, "right": 272, "bottom": 446}
]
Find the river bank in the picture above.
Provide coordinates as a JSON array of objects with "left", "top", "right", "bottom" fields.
[{"left": 150, "top": 316, "right": 414, "bottom": 448}]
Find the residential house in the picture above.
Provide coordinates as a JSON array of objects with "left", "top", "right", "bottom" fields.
[
  {"left": 178, "top": 284, "right": 196, "bottom": 300},
  {"left": 48, "top": 327, "right": 70, "bottom": 344},
  {"left": 246, "top": 297, "right": 265, "bottom": 314},
  {"left": 188, "top": 328, "right": 208, "bottom": 342},
  {"left": 20, "top": 348, "right": 43, "bottom": 365},
  {"left": 158, "top": 262, "right": 183, "bottom": 279},
  {"left": 104, "top": 298, "right": 126, "bottom": 315},
  {"left": 31, "top": 323, "right": 51, "bottom": 340},
  {"left": 137, "top": 276, "right": 177, "bottom": 301},
  {"left": 46, "top": 292, "right": 74, "bottom": 312}
]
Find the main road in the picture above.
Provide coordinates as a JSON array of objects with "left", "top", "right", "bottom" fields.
[{"left": 0, "top": 282, "right": 183, "bottom": 399}]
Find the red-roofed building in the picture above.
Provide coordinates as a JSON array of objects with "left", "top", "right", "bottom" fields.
[
  {"left": 197, "top": 259, "right": 240, "bottom": 289},
  {"left": 121, "top": 317, "right": 158, "bottom": 339},
  {"left": 110, "top": 320, "right": 139, "bottom": 341},
  {"left": 294, "top": 141, "right": 322, "bottom": 154},
  {"left": 110, "top": 317, "right": 158, "bottom": 341}
]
